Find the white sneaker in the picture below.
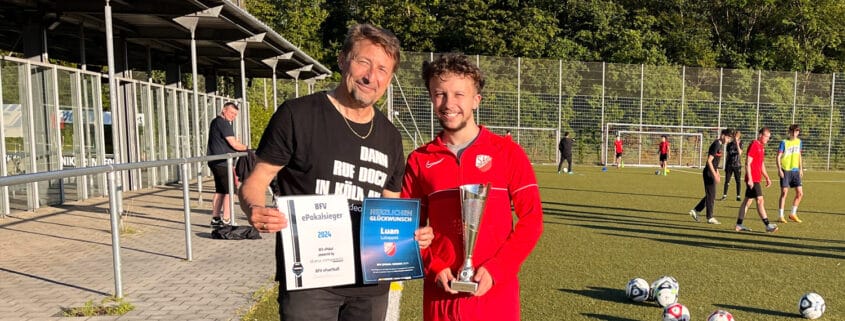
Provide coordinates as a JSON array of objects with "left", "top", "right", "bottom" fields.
[
  {"left": 735, "top": 225, "right": 752, "bottom": 232},
  {"left": 766, "top": 223, "right": 779, "bottom": 233},
  {"left": 707, "top": 217, "right": 721, "bottom": 225},
  {"left": 689, "top": 210, "right": 699, "bottom": 222}
]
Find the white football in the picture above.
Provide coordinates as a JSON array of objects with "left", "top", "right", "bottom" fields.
[
  {"left": 707, "top": 310, "right": 735, "bottom": 321},
  {"left": 663, "top": 303, "right": 691, "bottom": 321},
  {"left": 650, "top": 276, "right": 679, "bottom": 301},
  {"left": 654, "top": 287, "right": 679, "bottom": 307},
  {"left": 625, "top": 278, "right": 650, "bottom": 302},
  {"left": 799, "top": 292, "right": 825, "bottom": 319}
]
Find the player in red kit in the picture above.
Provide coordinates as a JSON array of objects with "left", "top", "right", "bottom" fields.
[{"left": 401, "top": 53, "right": 543, "bottom": 321}]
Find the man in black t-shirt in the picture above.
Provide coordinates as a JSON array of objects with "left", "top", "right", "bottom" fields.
[
  {"left": 238, "top": 24, "right": 433, "bottom": 321},
  {"left": 206, "top": 102, "right": 247, "bottom": 227},
  {"left": 557, "top": 132, "right": 574, "bottom": 174},
  {"left": 689, "top": 129, "right": 733, "bottom": 225},
  {"left": 722, "top": 130, "right": 743, "bottom": 201}
]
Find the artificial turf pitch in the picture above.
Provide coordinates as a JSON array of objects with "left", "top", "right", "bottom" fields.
[{"left": 396, "top": 165, "right": 844, "bottom": 321}]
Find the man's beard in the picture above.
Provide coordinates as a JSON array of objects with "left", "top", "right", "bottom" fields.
[
  {"left": 350, "top": 86, "right": 378, "bottom": 107},
  {"left": 438, "top": 117, "right": 468, "bottom": 133}
]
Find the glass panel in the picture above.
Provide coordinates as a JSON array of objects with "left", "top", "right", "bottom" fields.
[
  {"left": 153, "top": 86, "right": 167, "bottom": 184},
  {"left": 83, "top": 74, "right": 105, "bottom": 197},
  {"left": 57, "top": 69, "right": 79, "bottom": 201},
  {"left": 137, "top": 83, "right": 152, "bottom": 187},
  {"left": 166, "top": 88, "right": 179, "bottom": 182},
  {"left": 31, "top": 65, "right": 62, "bottom": 206},
  {"left": 2, "top": 60, "right": 27, "bottom": 210}
]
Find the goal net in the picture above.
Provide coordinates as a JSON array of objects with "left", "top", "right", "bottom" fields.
[{"left": 613, "top": 130, "right": 704, "bottom": 168}]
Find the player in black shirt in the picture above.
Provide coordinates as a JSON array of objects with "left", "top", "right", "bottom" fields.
[
  {"left": 689, "top": 129, "right": 733, "bottom": 224},
  {"left": 557, "top": 132, "right": 574, "bottom": 174},
  {"left": 722, "top": 130, "right": 743, "bottom": 201}
]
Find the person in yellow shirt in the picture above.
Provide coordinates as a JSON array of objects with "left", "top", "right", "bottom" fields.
[{"left": 776, "top": 124, "right": 804, "bottom": 223}]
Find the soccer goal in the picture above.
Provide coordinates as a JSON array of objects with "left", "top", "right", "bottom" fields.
[
  {"left": 604, "top": 123, "right": 725, "bottom": 168},
  {"left": 613, "top": 130, "right": 704, "bottom": 168}
]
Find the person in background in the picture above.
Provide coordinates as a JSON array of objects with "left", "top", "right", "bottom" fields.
[
  {"left": 722, "top": 130, "right": 744, "bottom": 201},
  {"left": 614, "top": 135, "right": 624, "bottom": 168},
  {"left": 689, "top": 129, "right": 732, "bottom": 225},
  {"left": 557, "top": 132, "right": 574, "bottom": 174},
  {"left": 776, "top": 124, "right": 805, "bottom": 223},
  {"left": 207, "top": 102, "right": 248, "bottom": 228},
  {"left": 735, "top": 127, "right": 779, "bottom": 233},
  {"left": 658, "top": 135, "right": 670, "bottom": 176}
]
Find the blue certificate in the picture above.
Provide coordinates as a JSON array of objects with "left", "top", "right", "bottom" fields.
[{"left": 359, "top": 198, "right": 424, "bottom": 284}]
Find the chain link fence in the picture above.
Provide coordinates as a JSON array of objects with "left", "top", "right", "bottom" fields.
[{"left": 389, "top": 52, "right": 844, "bottom": 170}]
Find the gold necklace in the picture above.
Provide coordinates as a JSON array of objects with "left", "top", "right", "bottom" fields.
[
  {"left": 341, "top": 109, "right": 374, "bottom": 139},
  {"left": 329, "top": 90, "right": 374, "bottom": 139}
]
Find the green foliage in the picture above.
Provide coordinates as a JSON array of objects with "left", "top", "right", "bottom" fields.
[
  {"left": 243, "top": 0, "right": 845, "bottom": 73},
  {"left": 62, "top": 297, "right": 134, "bottom": 317}
]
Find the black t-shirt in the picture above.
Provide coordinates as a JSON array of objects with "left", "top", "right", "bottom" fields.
[
  {"left": 707, "top": 139, "right": 723, "bottom": 170},
  {"left": 207, "top": 116, "right": 237, "bottom": 167},
  {"left": 255, "top": 92, "right": 405, "bottom": 296},
  {"left": 559, "top": 137, "right": 574, "bottom": 156},
  {"left": 725, "top": 140, "right": 742, "bottom": 168}
]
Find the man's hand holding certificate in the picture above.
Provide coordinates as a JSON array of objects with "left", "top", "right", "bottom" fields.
[{"left": 276, "top": 194, "right": 356, "bottom": 291}]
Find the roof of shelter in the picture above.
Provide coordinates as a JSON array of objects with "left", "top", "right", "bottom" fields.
[{"left": 0, "top": 0, "right": 331, "bottom": 80}]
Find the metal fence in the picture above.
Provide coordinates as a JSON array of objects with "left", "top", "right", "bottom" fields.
[{"left": 389, "top": 52, "right": 844, "bottom": 170}]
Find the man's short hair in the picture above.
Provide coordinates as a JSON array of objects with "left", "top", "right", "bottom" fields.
[
  {"left": 223, "top": 102, "right": 239, "bottom": 110},
  {"left": 421, "top": 53, "right": 485, "bottom": 93},
  {"left": 759, "top": 127, "right": 771, "bottom": 135},
  {"left": 788, "top": 124, "right": 801, "bottom": 132},
  {"left": 340, "top": 23, "right": 401, "bottom": 72},
  {"left": 721, "top": 128, "right": 733, "bottom": 136}
]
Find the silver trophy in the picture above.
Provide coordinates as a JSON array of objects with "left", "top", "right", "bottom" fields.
[{"left": 450, "top": 183, "right": 491, "bottom": 293}]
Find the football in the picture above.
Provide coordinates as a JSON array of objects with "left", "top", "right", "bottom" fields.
[
  {"left": 707, "top": 310, "right": 734, "bottom": 321},
  {"left": 655, "top": 170, "right": 660, "bottom": 175},
  {"left": 625, "top": 278, "right": 650, "bottom": 302},
  {"left": 650, "top": 276, "right": 679, "bottom": 301},
  {"left": 654, "top": 287, "right": 679, "bottom": 307},
  {"left": 663, "top": 303, "right": 691, "bottom": 321},
  {"left": 799, "top": 292, "right": 826, "bottom": 319}
]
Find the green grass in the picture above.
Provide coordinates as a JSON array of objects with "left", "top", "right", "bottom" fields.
[
  {"left": 62, "top": 297, "right": 134, "bottom": 317},
  {"left": 247, "top": 165, "right": 845, "bottom": 321}
]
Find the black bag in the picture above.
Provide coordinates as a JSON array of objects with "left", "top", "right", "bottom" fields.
[{"left": 212, "top": 225, "right": 262, "bottom": 240}]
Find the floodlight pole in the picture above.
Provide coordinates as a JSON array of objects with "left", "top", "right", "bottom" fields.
[
  {"left": 225, "top": 33, "right": 264, "bottom": 223},
  {"left": 286, "top": 64, "right": 313, "bottom": 98},
  {"left": 172, "top": 5, "right": 222, "bottom": 234},
  {"left": 262, "top": 52, "right": 293, "bottom": 111}
]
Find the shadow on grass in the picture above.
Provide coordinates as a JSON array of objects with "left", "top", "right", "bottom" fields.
[
  {"left": 541, "top": 203, "right": 845, "bottom": 246},
  {"left": 598, "top": 229, "right": 845, "bottom": 260},
  {"left": 541, "top": 186, "right": 699, "bottom": 200},
  {"left": 714, "top": 303, "right": 796, "bottom": 318},
  {"left": 580, "top": 313, "right": 641, "bottom": 321},
  {"left": 559, "top": 286, "right": 630, "bottom": 304}
]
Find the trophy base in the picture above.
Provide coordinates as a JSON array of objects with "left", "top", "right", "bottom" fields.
[{"left": 450, "top": 280, "right": 478, "bottom": 293}]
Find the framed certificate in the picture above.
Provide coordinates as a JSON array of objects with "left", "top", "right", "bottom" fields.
[
  {"left": 276, "top": 194, "right": 355, "bottom": 290},
  {"left": 359, "top": 198, "right": 424, "bottom": 284}
]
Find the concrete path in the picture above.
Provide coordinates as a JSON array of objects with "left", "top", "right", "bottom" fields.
[{"left": 0, "top": 181, "right": 277, "bottom": 320}]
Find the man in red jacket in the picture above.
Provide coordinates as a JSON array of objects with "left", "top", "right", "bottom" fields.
[{"left": 401, "top": 53, "right": 544, "bottom": 321}]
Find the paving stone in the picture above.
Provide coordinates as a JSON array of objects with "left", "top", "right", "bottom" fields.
[{"left": 0, "top": 180, "right": 277, "bottom": 320}]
